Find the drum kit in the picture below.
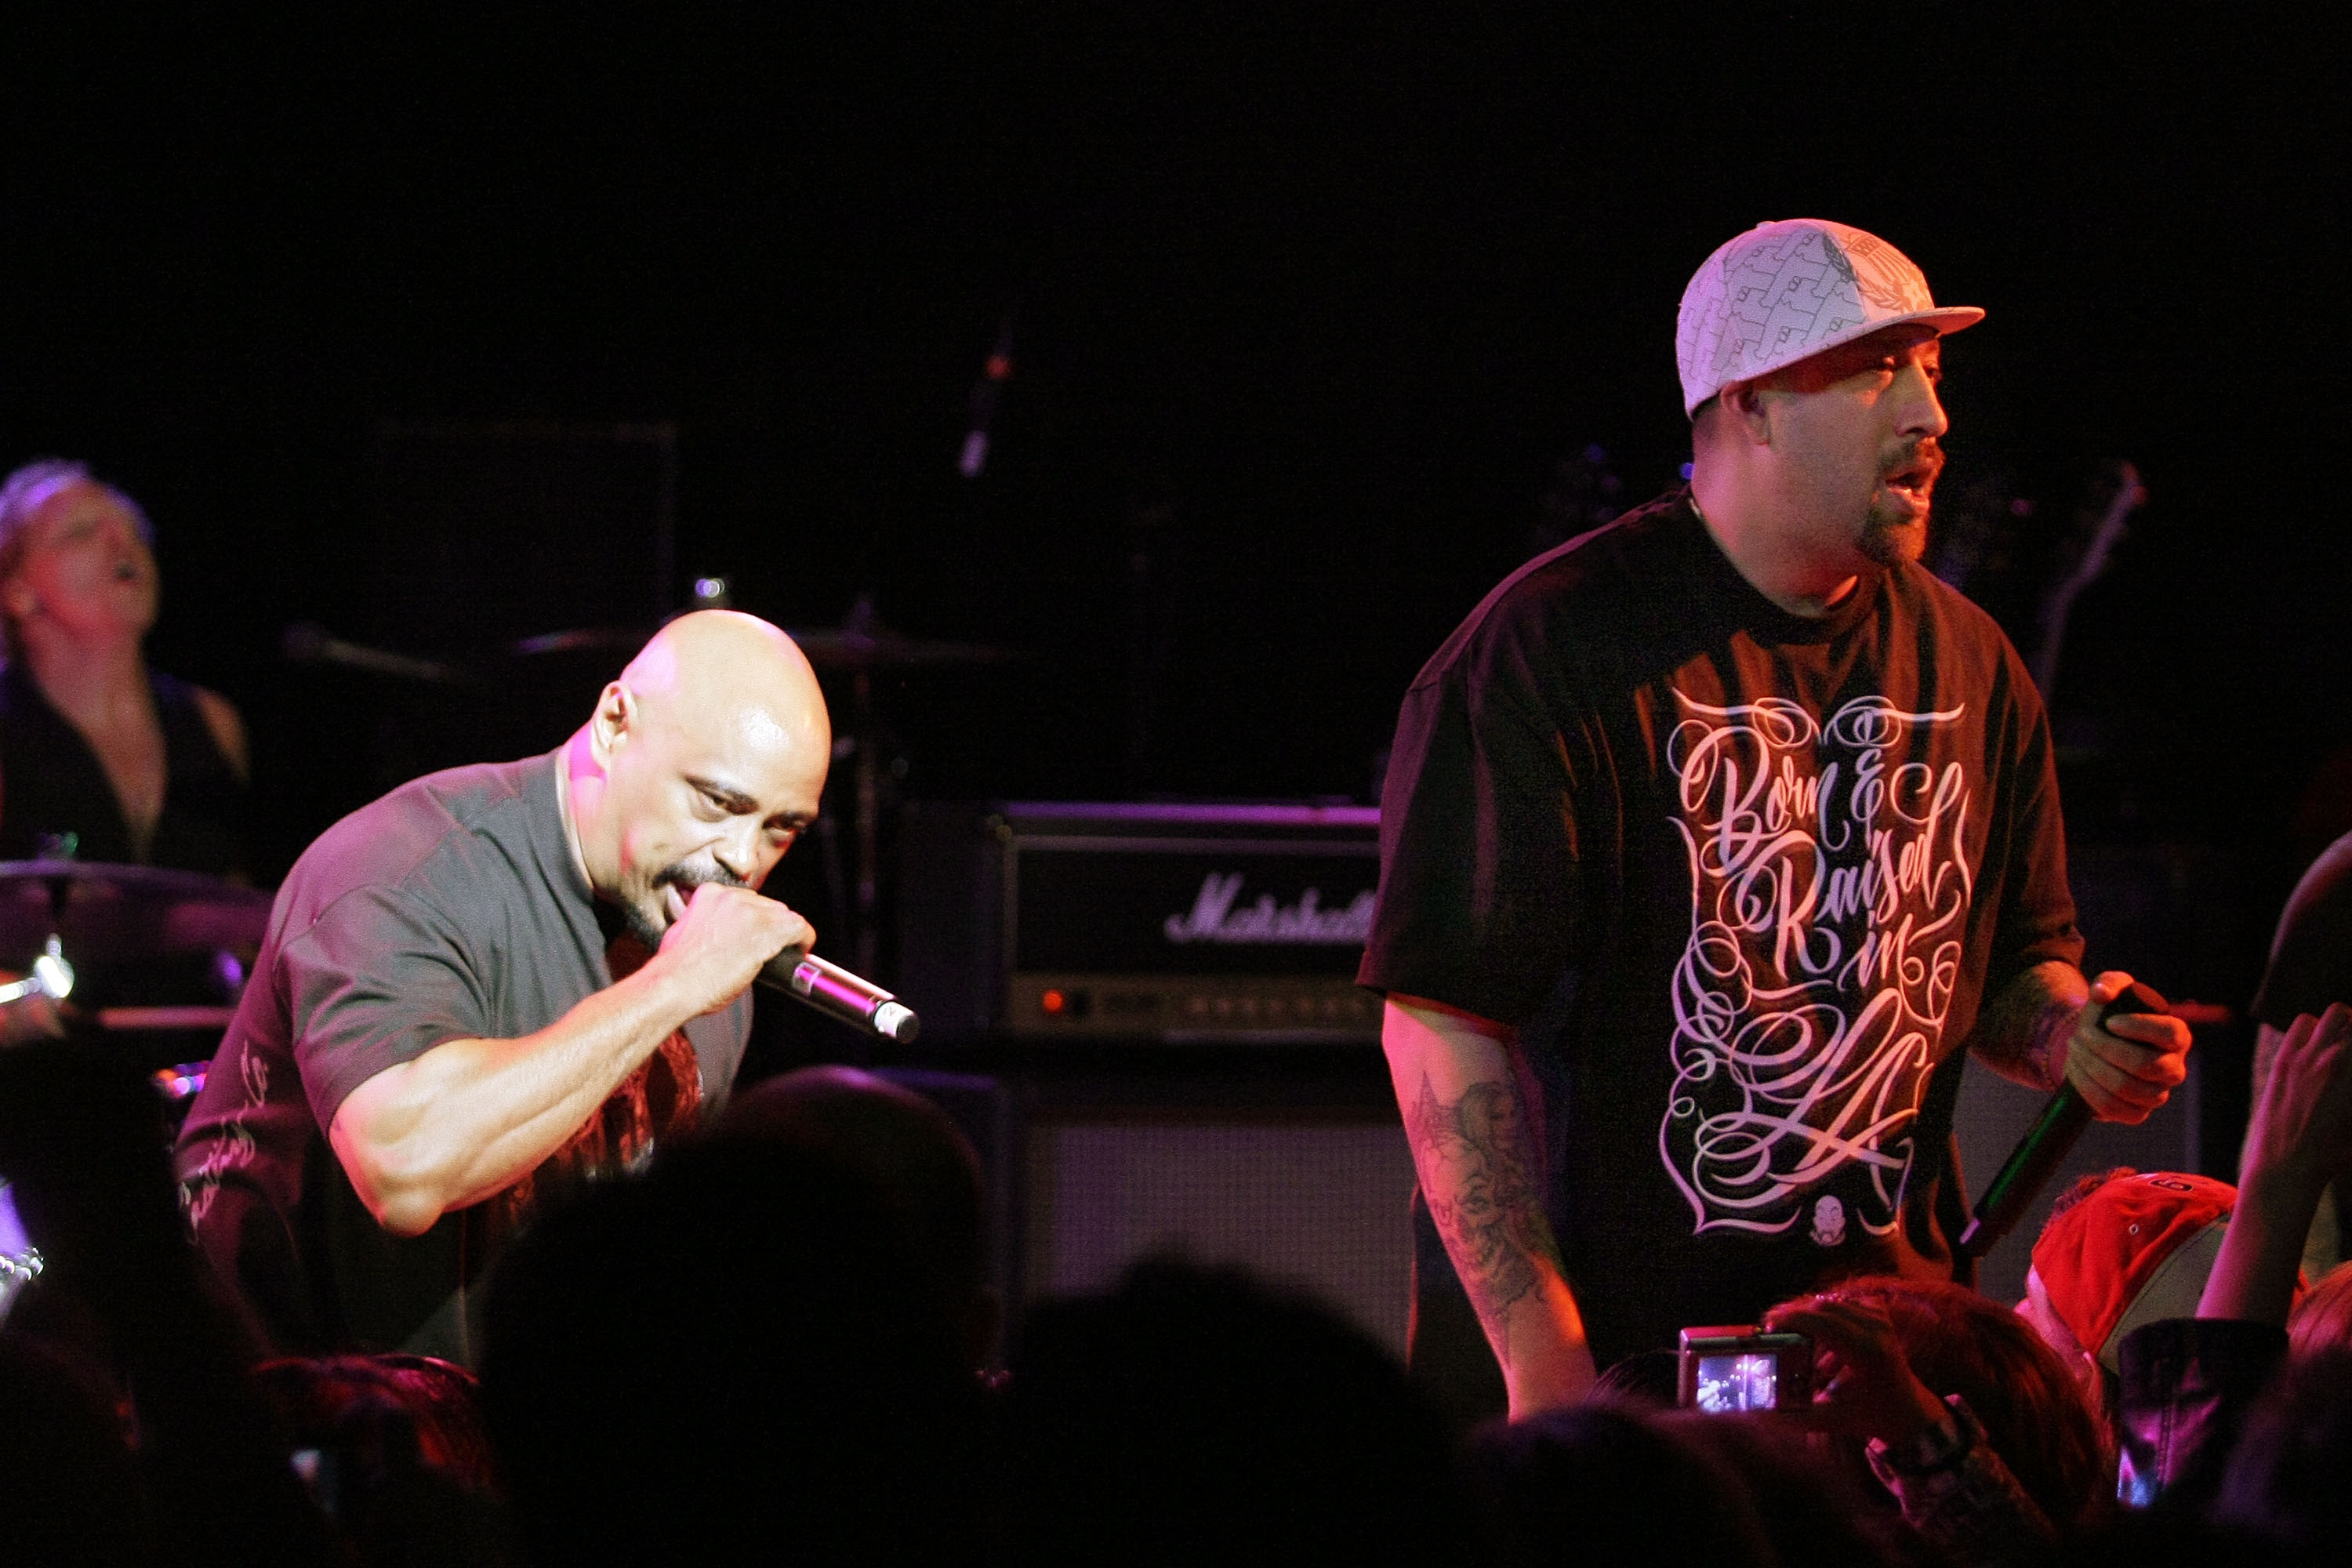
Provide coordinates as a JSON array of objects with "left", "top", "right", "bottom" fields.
[{"left": 0, "top": 855, "right": 274, "bottom": 1323}]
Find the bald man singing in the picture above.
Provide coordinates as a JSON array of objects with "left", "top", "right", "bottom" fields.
[{"left": 176, "top": 612, "right": 830, "bottom": 1363}]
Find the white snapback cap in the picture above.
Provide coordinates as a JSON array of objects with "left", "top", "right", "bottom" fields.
[
  {"left": 1675, "top": 219, "right": 1984, "bottom": 416},
  {"left": 2095, "top": 1217, "right": 2231, "bottom": 1374}
]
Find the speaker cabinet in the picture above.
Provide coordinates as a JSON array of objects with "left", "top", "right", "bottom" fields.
[{"left": 1002, "top": 1052, "right": 1414, "bottom": 1356}]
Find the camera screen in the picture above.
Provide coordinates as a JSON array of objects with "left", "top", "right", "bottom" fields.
[{"left": 1694, "top": 1351, "right": 1779, "bottom": 1412}]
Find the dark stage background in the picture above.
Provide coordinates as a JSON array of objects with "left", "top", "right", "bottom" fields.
[{"left": 3, "top": 7, "right": 2344, "bottom": 1015}]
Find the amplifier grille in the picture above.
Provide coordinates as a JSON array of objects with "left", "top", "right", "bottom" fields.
[{"left": 1025, "top": 1118, "right": 1417, "bottom": 1355}]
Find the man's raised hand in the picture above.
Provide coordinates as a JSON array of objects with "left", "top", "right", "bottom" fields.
[
  {"left": 2197, "top": 1004, "right": 2352, "bottom": 1327},
  {"left": 2241, "top": 1003, "right": 2352, "bottom": 1200},
  {"left": 1765, "top": 1296, "right": 1949, "bottom": 1446}
]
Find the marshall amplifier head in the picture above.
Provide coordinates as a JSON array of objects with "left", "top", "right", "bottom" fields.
[{"left": 898, "top": 801, "right": 1382, "bottom": 1042}]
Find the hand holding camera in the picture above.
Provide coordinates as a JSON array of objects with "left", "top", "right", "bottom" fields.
[
  {"left": 1675, "top": 1325, "right": 1812, "bottom": 1414},
  {"left": 1758, "top": 1296, "right": 1951, "bottom": 1446}
]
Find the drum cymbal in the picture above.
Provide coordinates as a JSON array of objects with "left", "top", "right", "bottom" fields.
[
  {"left": 0, "top": 861, "right": 272, "bottom": 966},
  {"left": 782, "top": 626, "right": 1023, "bottom": 671},
  {"left": 510, "top": 622, "right": 1023, "bottom": 670},
  {"left": 510, "top": 626, "right": 650, "bottom": 658}
]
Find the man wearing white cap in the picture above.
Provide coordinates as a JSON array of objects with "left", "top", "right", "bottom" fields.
[{"left": 1361, "top": 220, "right": 2195, "bottom": 1421}]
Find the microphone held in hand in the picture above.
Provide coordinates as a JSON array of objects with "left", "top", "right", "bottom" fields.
[
  {"left": 1955, "top": 979, "right": 2169, "bottom": 1260},
  {"left": 755, "top": 949, "right": 920, "bottom": 1044}
]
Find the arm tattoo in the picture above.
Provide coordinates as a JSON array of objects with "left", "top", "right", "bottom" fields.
[
  {"left": 1408, "top": 1071, "right": 1562, "bottom": 1367},
  {"left": 2018, "top": 997, "right": 2078, "bottom": 1089},
  {"left": 1966, "top": 964, "right": 2081, "bottom": 1091}
]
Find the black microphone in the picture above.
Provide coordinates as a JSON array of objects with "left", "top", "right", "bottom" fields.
[
  {"left": 1955, "top": 979, "right": 2170, "bottom": 1259},
  {"left": 756, "top": 949, "right": 920, "bottom": 1044}
]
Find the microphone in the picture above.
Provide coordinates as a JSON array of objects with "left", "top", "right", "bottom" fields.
[
  {"left": 282, "top": 622, "right": 468, "bottom": 684},
  {"left": 757, "top": 949, "right": 920, "bottom": 1044},
  {"left": 1955, "top": 979, "right": 2170, "bottom": 1260}
]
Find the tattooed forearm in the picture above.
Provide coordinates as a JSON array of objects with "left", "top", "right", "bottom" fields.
[
  {"left": 1965, "top": 961, "right": 2085, "bottom": 1091},
  {"left": 1408, "top": 1070, "right": 1563, "bottom": 1366}
]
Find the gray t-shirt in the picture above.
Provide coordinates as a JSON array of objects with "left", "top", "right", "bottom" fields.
[{"left": 176, "top": 751, "right": 752, "bottom": 1363}]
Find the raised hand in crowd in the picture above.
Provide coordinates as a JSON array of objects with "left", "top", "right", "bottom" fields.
[
  {"left": 2104, "top": 1005, "right": 2352, "bottom": 1515},
  {"left": 2201, "top": 1004, "right": 2352, "bottom": 1327},
  {"left": 1768, "top": 1279, "right": 2109, "bottom": 1567},
  {"left": 1765, "top": 1295, "right": 1952, "bottom": 1448}
]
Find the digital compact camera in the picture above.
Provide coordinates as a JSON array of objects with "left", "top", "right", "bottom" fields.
[{"left": 1675, "top": 1324, "right": 1813, "bottom": 1414}]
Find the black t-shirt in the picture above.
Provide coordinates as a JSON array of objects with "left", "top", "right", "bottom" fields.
[
  {"left": 0, "top": 660, "right": 247, "bottom": 875},
  {"left": 1360, "top": 492, "right": 2082, "bottom": 1366},
  {"left": 2252, "top": 831, "right": 2352, "bottom": 1029},
  {"left": 174, "top": 751, "right": 751, "bottom": 1363}
]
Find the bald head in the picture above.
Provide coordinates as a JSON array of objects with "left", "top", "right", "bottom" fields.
[
  {"left": 618, "top": 610, "right": 827, "bottom": 757},
  {"left": 562, "top": 611, "right": 832, "bottom": 944}
]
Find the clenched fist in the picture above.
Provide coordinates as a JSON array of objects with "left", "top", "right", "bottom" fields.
[
  {"left": 652, "top": 882, "right": 815, "bottom": 1016},
  {"left": 2063, "top": 971, "right": 2193, "bottom": 1124}
]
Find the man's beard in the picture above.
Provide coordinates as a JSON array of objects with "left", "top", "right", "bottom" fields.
[
  {"left": 1860, "top": 440, "right": 1942, "bottom": 566},
  {"left": 1859, "top": 506, "right": 1929, "bottom": 567},
  {"left": 618, "top": 862, "right": 749, "bottom": 949}
]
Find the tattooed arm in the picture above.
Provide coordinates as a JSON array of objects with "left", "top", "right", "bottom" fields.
[
  {"left": 1965, "top": 961, "right": 2192, "bottom": 1123},
  {"left": 1384, "top": 994, "right": 1595, "bottom": 1417},
  {"left": 1964, "top": 960, "right": 2083, "bottom": 1091}
]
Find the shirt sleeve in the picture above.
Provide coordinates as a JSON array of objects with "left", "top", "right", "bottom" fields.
[
  {"left": 1982, "top": 649, "right": 2085, "bottom": 995},
  {"left": 282, "top": 884, "right": 494, "bottom": 1134},
  {"left": 1359, "top": 654, "right": 1595, "bottom": 1028}
]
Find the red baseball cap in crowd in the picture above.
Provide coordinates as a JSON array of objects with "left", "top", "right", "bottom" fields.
[{"left": 2030, "top": 1171, "right": 2236, "bottom": 1373}]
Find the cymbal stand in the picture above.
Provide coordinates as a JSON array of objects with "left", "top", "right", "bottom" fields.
[
  {"left": 0, "top": 862, "right": 78, "bottom": 1007},
  {"left": 853, "top": 660, "right": 880, "bottom": 977}
]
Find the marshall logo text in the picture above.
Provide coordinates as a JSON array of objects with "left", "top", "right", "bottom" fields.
[{"left": 1162, "top": 873, "right": 1376, "bottom": 946}]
